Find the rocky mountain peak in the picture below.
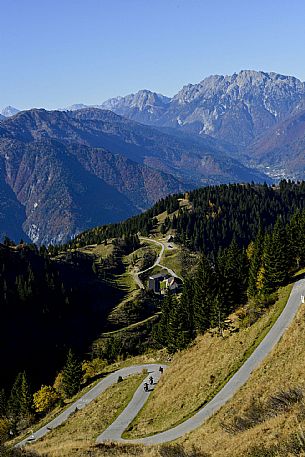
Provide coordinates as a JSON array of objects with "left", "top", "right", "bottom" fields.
[
  {"left": 102, "top": 89, "right": 170, "bottom": 111},
  {"left": 1, "top": 106, "right": 20, "bottom": 117},
  {"left": 101, "top": 70, "right": 305, "bottom": 147},
  {"left": 173, "top": 70, "right": 305, "bottom": 105}
]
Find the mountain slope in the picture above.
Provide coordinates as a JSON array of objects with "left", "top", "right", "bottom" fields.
[
  {"left": 0, "top": 155, "right": 29, "bottom": 242},
  {"left": 102, "top": 70, "right": 305, "bottom": 148},
  {"left": 101, "top": 89, "right": 171, "bottom": 125},
  {"left": 0, "top": 138, "right": 140, "bottom": 244},
  {"left": 0, "top": 136, "right": 183, "bottom": 244},
  {"left": 1, "top": 107, "right": 268, "bottom": 185},
  {"left": 248, "top": 108, "right": 305, "bottom": 179},
  {"left": 0, "top": 108, "right": 270, "bottom": 243}
]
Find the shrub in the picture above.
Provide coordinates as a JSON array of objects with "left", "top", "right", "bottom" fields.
[
  {"left": 82, "top": 358, "right": 107, "bottom": 383},
  {"left": 33, "top": 385, "right": 59, "bottom": 413}
]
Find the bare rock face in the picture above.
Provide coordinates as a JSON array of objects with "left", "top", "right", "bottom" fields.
[
  {"left": 102, "top": 71, "right": 305, "bottom": 148},
  {"left": 1, "top": 106, "right": 20, "bottom": 117},
  {"left": 101, "top": 90, "right": 171, "bottom": 125}
]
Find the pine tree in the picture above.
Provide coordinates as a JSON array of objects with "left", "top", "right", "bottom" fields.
[
  {"left": 217, "top": 238, "right": 248, "bottom": 314},
  {"left": 209, "top": 293, "right": 226, "bottom": 333},
  {"left": 8, "top": 373, "right": 22, "bottom": 420},
  {"left": 154, "top": 294, "right": 172, "bottom": 347},
  {"left": 248, "top": 226, "right": 264, "bottom": 297},
  {"left": 262, "top": 218, "right": 290, "bottom": 294},
  {"left": 62, "top": 350, "right": 82, "bottom": 398},
  {"left": 20, "top": 372, "right": 32, "bottom": 419},
  {"left": 193, "top": 255, "right": 216, "bottom": 333},
  {"left": 167, "top": 288, "right": 195, "bottom": 352},
  {"left": 154, "top": 288, "right": 195, "bottom": 353},
  {"left": 8, "top": 372, "right": 32, "bottom": 427},
  {"left": 288, "top": 210, "right": 305, "bottom": 269}
]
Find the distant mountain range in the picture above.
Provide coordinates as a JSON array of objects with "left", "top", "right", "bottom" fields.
[
  {"left": 1, "top": 70, "right": 305, "bottom": 243},
  {"left": 102, "top": 72, "right": 305, "bottom": 141},
  {"left": 0, "top": 111, "right": 183, "bottom": 244},
  {"left": 0, "top": 108, "right": 267, "bottom": 244},
  {"left": 63, "top": 70, "right": 305, "bottom": 180}
]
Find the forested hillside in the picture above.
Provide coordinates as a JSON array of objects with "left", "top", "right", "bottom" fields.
[
  {"left": 67, "top": 181, "right": 305, "bottom": 253},
  {"left": 64, "top": 181, "right": 305, "bottom": 354},
  {"left": 0, "top": 235, "right": 146, "bottom": 442},
  {"left": 0, "top": 240, "right": 135, "bottom": 392}
]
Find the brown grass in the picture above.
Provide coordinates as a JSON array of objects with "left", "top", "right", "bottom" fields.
[
  {"left": 28, "top": 374, "right": 144, "bottom": 457},
  {"left": 79, "top": 243, "right": 114, "bottom": 258},
  {"left": 124, "top": 283, "right": 293, "bottom": 438},
  {"left": 175, "top": 296, "right": 305, "bottom": 456}
]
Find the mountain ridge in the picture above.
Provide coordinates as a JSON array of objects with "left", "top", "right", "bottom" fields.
[
  {"left": 0, "top": 110, "right": 195, "bottom": 244},
  {"left": 100, "top": 70, "right": 305, "bottom": 149}
]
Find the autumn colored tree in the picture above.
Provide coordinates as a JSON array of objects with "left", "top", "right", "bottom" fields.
[{"left": 33, "top": 386, "right": 59, "bottom": 413}]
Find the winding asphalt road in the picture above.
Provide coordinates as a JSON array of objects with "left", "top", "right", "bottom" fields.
[
  {"left": 111, "top": 277, "right": 305, "bottom": 445},
  {"left": 133, "top": 237, "right": 180, "bottom": 289},
  {"left": 15, "top": 364, "right": 164, "bottom": 448},
  {"left": 16, "top": 277, "right": 305, "bottom": 448}
]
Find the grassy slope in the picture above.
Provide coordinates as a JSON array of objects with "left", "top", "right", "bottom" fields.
[
  {"left": 160, "top": 246, "right": 182, "bottom": 274},
  {"left": 125, "top": 283, "right": 293, "bottom": 438},
  {"left": 27, "top": 374, "right": 144, "bottom": 457},
  {"left": 178, "top": 296, "right": 305, "bottom": 456},
  {"left": 98, "top": 241, "right": 161, "bottom": 327},
  {"left": 78, "top": 243, "right": 114, "bottom": 258},
  {"left": 15, "top": 277, "right": 303, "bottom": 457},
  {"left": 106, "top": 256, "right": 140, "bottom": 325}
]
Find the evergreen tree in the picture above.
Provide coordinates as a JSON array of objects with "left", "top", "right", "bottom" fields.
[
  {"left": 19, "top": 372, "right": 32, "bottom": 419},
  {"left": 288, "top": 210, "right": 305, "bottom": 269},
  {"left": 262, "top": 218, "right": 290, "bottom": 294},
  {"left": 8, "top": 372, "right": 32, "bottom": 427},
  {"left": 248, "top": 226, "right": 264, "bottom": 297},
  {"left": 167, "top": 289, "right": 195, "bottom": 352},
  {"left": 217, "top": 238, "right": 248, "bottom": 314},
  {"left": 62, "top": 350, "right": 82, "bottom": 398},
  {"left": 154, "top": 289, "right": 195, "bottom": 353},
  {"left": 209, "top": 293, "right": 226, "bottom": 333},
  {"left": 193, "top": 255, "right": 216, "bottom": 333},
  {"left": 154, "top": 294, "right": 173, "bottom": 347}
]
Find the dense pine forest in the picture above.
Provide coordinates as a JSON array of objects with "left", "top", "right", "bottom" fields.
[
  {"left": 154, "top": 211, "right": 305, "bottom": 352},
  {"left": 65, "top": 181, "right": 305, "bottom": 254},
  {"left": 0, "top": 239, "right": 144, "bottom": 390}
]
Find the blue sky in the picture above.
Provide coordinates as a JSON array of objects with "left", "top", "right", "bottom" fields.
[{"left": 1, "top": 0, "right": 305, "bottom": 110}]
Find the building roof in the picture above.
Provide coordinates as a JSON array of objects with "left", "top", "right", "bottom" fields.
[{"left": 149, "top": 273, "right": 166, "bottom": 280}]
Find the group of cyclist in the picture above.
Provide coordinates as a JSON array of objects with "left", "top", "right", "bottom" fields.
[{"left": 143, "top": 366, "right": 164, "bottom": 392}]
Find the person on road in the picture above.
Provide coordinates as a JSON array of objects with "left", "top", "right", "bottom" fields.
[
  {"left": 149, "top": 376, "right": 153, "bottom": 385},
  {"left": 159, "top": 366, "right": 164, "bottom": 374},
  {"left": 144, "top": 382, "right": 149, "bottom": 392}
]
